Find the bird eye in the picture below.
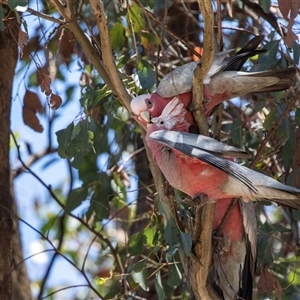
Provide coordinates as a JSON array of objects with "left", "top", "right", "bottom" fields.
[
  {"left": 159, "top": 121, "right": 164, "bottom": 125},
  {"left": 146, "top": 99, "right": 153, "bottom": 109}
]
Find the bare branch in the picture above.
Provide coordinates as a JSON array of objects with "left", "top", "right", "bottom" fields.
[{"left": 187, "top": 1, "right": 217, "bottom": 299}]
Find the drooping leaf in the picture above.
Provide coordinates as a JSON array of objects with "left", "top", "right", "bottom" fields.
[
  {"left": 128, "top": 232, "right": 145, "bottom": 256},
  {"left": 259, "top": 0, "right": 270, "bottom": 13},
  {"left": 8, "top": 0, "right": 28, "bottom": 10},
  {"left": 109, "top": 21, "right": 126, "bottom": 50},
  {"left": 132, "top": 260, "right": 149, "bottom": 291},
  {"left": 143, "top": 225, "right": 157, "bottom": 247},
  {"left": 180, "top": 232, "right": 192, "bottom": 256},
  {"left": 65, "top": 187, "right": 88, "bottom": 214},
  {"left": 292, "top": 209, "right": 300, "bottom": 221},
  {"left": 167, "top": 260, "right": 182, "bottom": 287},
  {"left": 56, "top": 122, "right": 75, "bottom": 159},
  {"left": 37, "top": 67, "right": 52, "bottom": 96},
  {"left": 137, "top": 66, "right": 155, "bottom": 90},
  {"left": 22, "top": 106, "right": 43, "bottom": 132},
  {"left": 155, "top": 271, "right": 165, "bottom": 300},
  {"left": 164, "top": 218, "right": 181, "bottom": 249},
  {"left": 127, "top": 3, "right": 145, "bottom": 33},
  {"left": 230, "top": 118, "right": 243, "bottom": 148},
  {"left": 0, "top": 6, "right": 7, "bottom": 30},
  {"left": 23, "top": 89, "right": 43, "bottom": 113},
  {"left": 293, "top": 41, "right": 300, "bottom": 65},
  {"left": 295, "top": 108, "right": 300, "bottom": 127},
  {"left": 49, "top": 93, "right": 62, "bottom": 110},
  {"left": 85, "top": 174, "right": 112, "bottom": 222}
]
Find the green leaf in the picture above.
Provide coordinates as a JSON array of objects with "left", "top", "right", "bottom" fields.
[
  {"left": 132, "top": 259, "right": 147, "bottom": 272},
  {"left": 155, "top": 271, "right": 165, "bottom": 300},
  {"left": 0, "top": 6, "right": 7, "bottom": 30},
  {"left": 264, "top": 108, "right": 277, "bottom": 130},
  {"left": 281, "top": 142, "right": 292, "bottom": 171},
  {"left": 180, "top": 232, "right": 192, "bottom": 256},
  {"left": 127, "top": 3, "right": 145, "bottom": 33},
  {"left": 56, "top": 122, "right": 74, "bottom": 159},
  {"left": 109, "top": 21, "right": 126, "bottom": 50},
  {"left": 132, "top": 261, "right": 149, "bottom": 291},
  {"left": 143, "top": 225, "right": 157, "bottom": 247},
  {"left": 259, "top": 0, "right": 270, "bottom": 13},
  {"left": 141, "top": 31, "right": 160, "bottom": 46},
  {"left": 80, "top": 83, "right": 111, "bottom": 110},
  {"left": 273, "top": 224, "right": 291, "bottom": 234},
  {"left": 230, "top": 118, "right": 242, "bottom": 148},
  {"left": 164, "top": 218, "right": 181, "bottom": 249},
  {"left": 293, "top": 41, "right": 300, "bottom": 65},
  {"left": 8, "top": 0, "right": 28, "bottom": 10},
  {"left": 292, "top": 209, "right": 300, "bottom": 221},
  {"left": 86, "top": 176, "right": 111, "bottom": 221},
  {"left": 138, "top": 66, "right": 155, "bottom": 90},
  {"left": 65, "top": 187, "right": 88, "bottom": 214},
  {"left": 167, "top": 260, "right": 182, "bottom": 287},
  {"left": 128, "top": 232, "right": 145, "bottom": 255},
  {"left": 295, "top": 108, "right": 300, "bottom": 127}
]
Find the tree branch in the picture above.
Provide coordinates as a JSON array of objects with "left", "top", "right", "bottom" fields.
[
  {"left": 89, "top": 0, "right": 132, "bottom": 111},
  {"left": 186, "top": 1, "right": 217, "bottom": 299},
  {"left": 48, "top": 0, "right": 116, "bottom": 98}
]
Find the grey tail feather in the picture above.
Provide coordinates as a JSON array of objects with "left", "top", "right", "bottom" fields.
[
  {"left": 249, "top": 67, "right": 296, "bottom": 92},
  {"left": 272, "top": 198, "right": 300, "bottom": 210}
]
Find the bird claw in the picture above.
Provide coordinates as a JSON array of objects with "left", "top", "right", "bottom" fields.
[
  {"left": 213, "top": 233, "right": 231, "bottom": 254},
  {"left": 182, "top": 194, "right": 210, "bottom": 207},
  {"left": 192, "top": 194, "right": 210, "bottom": 206}
]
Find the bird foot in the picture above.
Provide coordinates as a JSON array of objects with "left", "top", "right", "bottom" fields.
[
  {"left": 183, "top": 194, "right": 210, "bottom": 207},
  {"left": 213, "top": 233, "right": 231, "bottom": 254}
]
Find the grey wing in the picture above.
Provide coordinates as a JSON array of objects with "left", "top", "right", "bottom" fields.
[
  {"left": 149, "top": 130, "right": 251, "bottom": 159},
  {"left": 150, "top": 130, "right": 300, "bottom": 208},
  {"left": 156, "top": 61, "right": 198, "bottom": 97},
  {"left": 157, "top": 50, "right": 234, "bottom": 98}
]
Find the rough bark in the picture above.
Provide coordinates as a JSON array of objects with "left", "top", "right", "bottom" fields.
[
  {"left": 11, "top": 198, "right": 33, "bottom": 300},
  {"left": 0, "top": 7, "right": 31, "bottom": 300}
]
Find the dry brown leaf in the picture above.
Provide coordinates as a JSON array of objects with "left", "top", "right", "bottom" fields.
[
  {"left": 23, "top": 89, "right": 43, "bottom": 113},
  {"left": 22, "top": 106, "right": 43, "bottom": 133},
  {"left": 49, "top": 93, "right": 62, "bottom": 110},
  {"left": 18, "top": 29, "right": 29, "bottom": 58},
  {"left": 257, "top": 266, "right": 276, "bottom": 295},
  {"left": 59, "top": 29, "right": 75, "bottom": 65},
  {"left": 278, "top": 0, "right": 291, "bottom": 19},
  {"left": 278, "top": 0, "right": 300, "bottom": 48},
  {"left": 37, "top": 67, "right": 52, "bottom": 96},
  {"left": 274, "top": 278, "right": 283, "bottom": 300}
]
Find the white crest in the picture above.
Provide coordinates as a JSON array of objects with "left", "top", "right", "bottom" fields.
[{"left": 151, "top": 97, "right": 189, "bottom": 130}]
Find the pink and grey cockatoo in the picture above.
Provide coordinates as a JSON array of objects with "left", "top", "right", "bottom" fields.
[
  {"left": 212, "top": 199, "right": 256, "bottom": 300},
  {"left": 131, "top": 36, "right": 296, "bottom": 126},
  {"left": 146, "top": 98, "right": 300, "bottom": 209},
  {"left": 144, "top": 97, "right": 259, "bottom": 298}
]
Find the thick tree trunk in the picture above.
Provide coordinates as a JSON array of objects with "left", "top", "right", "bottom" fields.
[{"left": 0, "top": 7, "right": 32, "bottom": 300}]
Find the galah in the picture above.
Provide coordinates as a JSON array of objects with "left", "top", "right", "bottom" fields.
[
  {"left": 144, "top": 97, "right": 258, "bottom": 298},
  {"left": 146, "top": 98, "right": 300, "bottom": 209},
  {"left": 131, "top": 36, "right": 296, "bottom": 125},
  {"left": 212, "top": 199, "right": 256, "bottom": 300}
]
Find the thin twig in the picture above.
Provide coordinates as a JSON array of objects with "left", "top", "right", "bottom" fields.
[{"left": 250, "top": 90, "right": 300, "bottom": 168}]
